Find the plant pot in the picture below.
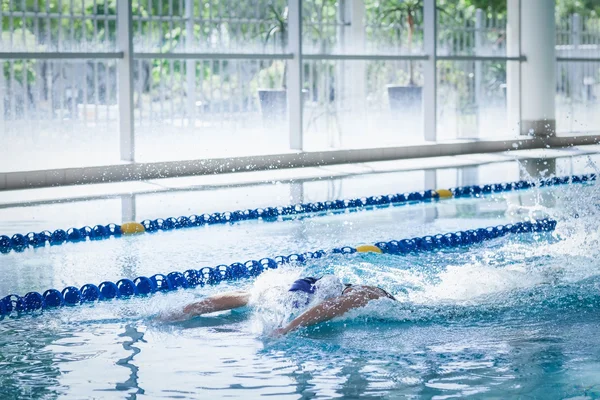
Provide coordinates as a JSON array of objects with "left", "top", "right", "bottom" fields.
[
  {"left": 387, "top": 85, "right": 423, "bottom": 112},
  {"left": 258, "top": 89, "right": 310, "bottom": 122},
  {"left": 258, "top": 89, "right": 287, "bottom": 121}
]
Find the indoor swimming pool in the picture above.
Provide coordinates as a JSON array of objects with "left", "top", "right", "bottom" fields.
[
  {"left": 3, "top": 0, "right": 600, "bottom": 397},
  {"left": 1, "top": 171, "right": 600, "bottom": 398}
]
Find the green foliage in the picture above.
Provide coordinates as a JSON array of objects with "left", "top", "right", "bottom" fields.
[
  {"left": 556, "top": 0, "right": 600, "bottom": 18},
  {"left": 3, "top": 59, "right": 36, "bottom": 85},
  {"left": 438, "top": 0, "right": 600, "bottom": 18},
  {"left": 437, "top": 0, "right": 506, "bottom": 15},
  {"left": 2, "top": 28, "right": 37, "bottom": 85},
  {"left": 1, "top": 1, "right": 117, "bottom": 45},
  {"left": 370, "top": 0, "right": 424, "bottom": 38},
  {"left": 264, "top": 5, "right": 288, "bottom": 50},
  {"left": 375, "top": 0, "right": 423, "bottom": 24},
  {"left": 3, "top": 0, "right": 600, "bottom": 105},
  {"left": 372, "top": 0, "right": 507, "bottom": 28}
]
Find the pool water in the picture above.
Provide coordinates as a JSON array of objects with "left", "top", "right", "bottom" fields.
[{"left": 2, "top": 181, "right": 600, "bottom": 399}]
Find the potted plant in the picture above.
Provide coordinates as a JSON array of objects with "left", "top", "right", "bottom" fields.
[
  {"left": 378, "top": 0, "right": 424, "bottom": 112},
  {"left": 258, "top": 5, "right": 289, "bottom": 121}
]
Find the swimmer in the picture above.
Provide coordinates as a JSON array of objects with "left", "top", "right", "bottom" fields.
[{"left": 177, "top": 275, "right": 396, "bottom": 335}]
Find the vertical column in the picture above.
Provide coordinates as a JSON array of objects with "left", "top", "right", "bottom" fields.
[
  {"left": 117, "top": 0, "right": 135, "bottom": 161},
  {"left": 506, "top": 0, "right": 521, "bottom": 134},
  {"left": 0, "top": 62, "right": 5, "bottom": 136},
  {"left": 348, "top": 0, "right": 366, "bottom": 54},
  {"left": 336, "top": 0, "right": 348, "bottom": 146},
  {"left": 0, "top": 6, "right": 3, "bottom": 138},
  {"left": 520, "top": 0, "right": 556, "bottom": 137},
  {"left": 423, "top": 0, "right": 437, "bottom": 142},
  {"left": 349, "top": 0, "right": 366, "bottom": 130},
  {"left": 474, "top": 9, "right": 483, "bottom": 138},
  {"left": 337, "top": 0, "right": 366, "bottom": 146},
  {"left": 287, "top": 0, "right": 303, "bottom": 150},
  {"left": 570, "top": 14, "right": 582, "bottom": 102},
  {"left": 185, "top": 0, "right": 196, "bottom": 127}
]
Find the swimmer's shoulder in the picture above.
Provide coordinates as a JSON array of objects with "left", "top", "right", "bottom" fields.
[{"left": 343, "top": 285, "right": 396, "bottom": 301}]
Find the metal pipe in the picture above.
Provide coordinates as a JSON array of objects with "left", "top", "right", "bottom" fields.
[
  {"left": 0, "top": 52, "right": 124, "bottom": 59},
  {"left": 0, "top": 52, "right": 532, "bottom": 62},
  {"left": 133, "top": 52, "right": 294, "bottom": 60},
  {"left": 423, "top": 0, "right": 437, "bottom": 141},
  {"left": 117, "top": 1, "right": 135, "bottom": 162}
]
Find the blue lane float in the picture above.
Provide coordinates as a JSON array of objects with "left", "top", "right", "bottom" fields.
[
  {"left": 0, "top": 219, "right": 557, "bottom": 318},
  {"left": 0, "top": 174, "right": 588, "bottom": 255}
]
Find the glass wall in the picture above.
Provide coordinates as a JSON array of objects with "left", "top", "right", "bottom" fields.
[
  {"left": 0, "top": 59, "right": 120, "bottom": 171},
  {"left": 0, "top": 2, "right": 119, "bottom": 171},
  {"left": 303, "top": 59, "right": 424, "bottom": 149},
  {"left": 133, "top": 58, "right": 290, "bottom": 161},
  {"left": 556, "top": 13, "right": 600, "bottom": 135},
  {"left": 130, "top": 0, "right": 291, "bottom": 161},
  {"left": 437, "top": 60, "right": 509, "bottom": 140},
  {"left": 556, "top": 61, "right": 600, "bottom": 133},
  {"left": 1, "top": 1, "right": 598, "bottom": 174}
]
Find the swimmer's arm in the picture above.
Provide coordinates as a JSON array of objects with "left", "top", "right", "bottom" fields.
[
  {"left": 182, "top": 290, "right": 251, "bottom": 318},
  {"left": 274, "top": 289, "right": 377, "bottom": 335}
]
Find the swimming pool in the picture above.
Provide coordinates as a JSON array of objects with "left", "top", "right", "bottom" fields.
[{"left": 1, "top": 177, "right": 600, "bottom": 398}]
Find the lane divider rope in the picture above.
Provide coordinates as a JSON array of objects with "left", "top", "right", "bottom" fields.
[
  {"left": 0, "top": 219, "right": 557, "bottom": 318},
  {"left": 0, "top": 173, "right": 592, "bottom": 255}
]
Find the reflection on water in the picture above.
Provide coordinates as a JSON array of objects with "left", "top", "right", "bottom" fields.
[
  {"left": 520, "top": 157, "right": 558, "bottom": 210},
  {"left": 115, "top": 325, "right": 146, "bottom": 397}
]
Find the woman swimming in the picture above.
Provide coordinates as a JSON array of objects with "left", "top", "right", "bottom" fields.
[{"left": 178, "top": 275, "right": 396, "bottom": 335}]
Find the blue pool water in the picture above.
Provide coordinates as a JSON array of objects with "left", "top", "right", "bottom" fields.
[{"left": 2, "top": 180, "right": 600, "bottom": 398}]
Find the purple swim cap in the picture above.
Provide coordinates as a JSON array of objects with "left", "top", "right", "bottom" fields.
[{"left": 289, "top": 277, "right": 319, "bottom": 294}]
